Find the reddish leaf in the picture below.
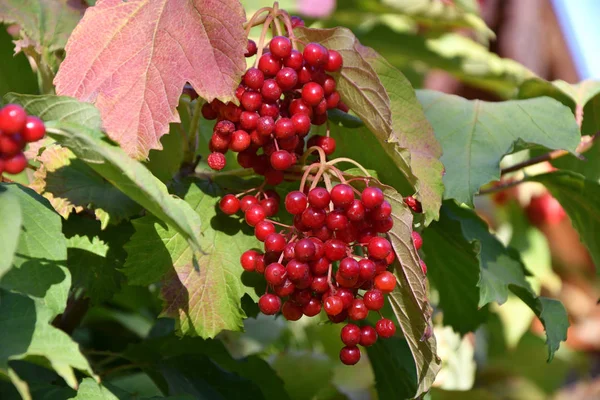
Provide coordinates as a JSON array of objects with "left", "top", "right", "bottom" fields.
[{"left": 55, "top": 0, "right": 247, "bottom": 158}]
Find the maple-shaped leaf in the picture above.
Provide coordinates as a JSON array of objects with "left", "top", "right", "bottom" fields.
[{"left": 54, "top": 0, "right": 247, "bottom": 159}]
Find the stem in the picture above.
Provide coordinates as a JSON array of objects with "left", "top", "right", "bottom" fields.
[
  {"left": 268, "top": 219, "right": 292, "bottom": 228},
  {"left": 300, "top": 146, "right": 327, "bottom": 166},
  {"left": 255, "top": 15, "right": 275, "bottom": 62},
  {"left": 244, "top": 7, "right": 272, "bottom": 35},
  {"left": 194, "top": 168, "right": 255, "bottom": 180},
  {"left": 278, "top": 10, "right": 298, "bottom": 50},
  {"left": 299, "top": 163, "right": 320, "bottom": 192},
  {"left": 477, "top": 178, "right": 524, "bottom": 196},
  {"left": 309, "top": 163, "right": 328, "bottom": 190},
  {"left": 326, "top": 157, "right": 371, "bottom": 177},
  {"left": 1, "top": 176, "right": 14, "bottom": 183},
  {"left": 99, "top": 363, "right": 149, "bottom": 378},
  {"left": 185, "top": 100, "right": 203, "bottom": 164},
  {"left": 327, "top": 165, "right": 348, "bottom": 184}
]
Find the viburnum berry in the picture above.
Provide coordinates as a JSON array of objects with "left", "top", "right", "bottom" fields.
[
  {"left": 270, "top": 150, "right": 294, "bottom": 170},
  {"left": 359, "top": 326, "right": 378, "bottom": 347},
  {"left": 302, "top": 297, "right": 322, "bottom": 317},
  {"left": 0, "top": 104, "right": 27, "bottom": 134},
  {"left": 376, "top": 318, "right": 396, "bottom": 338},
  {"left": 308, "top": 187, "right": 330, "bottom": 208},
  {"left": 374, "top": 271, "right": 397, "bottom": 293},
  {"left": 301, "top": 82, "right": 325, "bottom": 106},
  {"left": 412, "top": 231, "right": 423, "bottom": 250},
  {"left": 255, "top": 221, "right": 275, "bottom": 241},
  {"left": 324, "top": 239, "right": 346, "bottom": 261},
  {"left": 363, "top": 289, "right": 385, "bottom": 310},
  {"left": 258, "top": 53, "right": 282, "bottom": 76},
  {"left": 258, "top": 294, "right": 281, "bottom": 315},
  {"left": 240, "top": 195, "right": 258, "bottom": 212},
  {"left": 420, "top": 259, "right": 428, "bottom": 275},
  {"left": 325, "top": 50, "right": 343, "bottom": 72},
  {"left": 240, "top": 250, "right": 260, "bottom": 272},
  {"left": 269, "top": 35, "right": 292, "bottom": 59},
  {"left": 3, "top": 153, "right": 27, "bottom": 174},
  {"left": 341, "top": 323, "right": 361, "bottom": 346},
  {"left": 330, "top": 184, "right": 355, "bottom": 208},
  {"left": 207, "top": 152, "right": 226, "bottom": 170},
  {"left": 265, "top": 262, "right": 287, "bottom": 285},
  {"left": 295, "top": 238, "right": 316, "bottom": 261},
  {"left": 361, "top": 187, "right": 384, "bottom": 209},
  {"left": 285, "top": 191, "right": 308, "bottom": 214},
  {"left": 303, "top": 43, "right": 329, "bottom": 67},
  {"left": 282, "top": 300, "right": 303, "bottom": 321},
  {"left": 22, "top": 116, "right": 46, "bottom": 142},
  {"left": 339, "top": 346, "right": 361, "bottom": 365},
  {"left": 245, "top": 39, "right": 258, "bottom": 57},
  {"left": 404, "top": 195, "right": 422, "bottom": 213},
  {"left": 275, "top": 67, "right": 298, "bottom": 91},
  {"left": 339, "top": 257, "right": 359, "bottom": 279},
  {"left": 261, "top": 196, "right": 279, "bottom": 217},
  {"left": 368, "top": 237, "right": 392, "bottom": 260},
  {"left": 348, "top": 299, "right": 368, "bottom": 320},
  {"left": 324, "top": 295, "right": 344, "bottom": 316},
  {"left": 219, "top": 194, "right": 240, "bottom": 215},
  {"left": 245, "top": 204, "right": 266, "bottom": 227}
]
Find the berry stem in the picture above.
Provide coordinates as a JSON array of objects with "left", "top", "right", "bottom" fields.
[
  {"left": 299, "top": 162, "right": 320, "bottom": 192},
  {"left": 326, "top": 157, "right": 371, "bottom": 177},
  {"left": 309, "top": 162, "right": 328, "bottom": 190},
  {"left": 255, "top": 14, "right": 275, "bottom": 64},
  {"left": 1, "top": 176, "right": 14, "bottom": 183},
  {"left": 299, "top": 145, "right": 327, "bottom": 166},
  {"left": 184, "top": 99, "right": 203, "bottom": 164},
  {"left": 278, "top": 10, "right": 298, "bottom": 50},
  {"left": 267, "top": 219, "right": 292, "bottom": 228},
  {"left": 477, "top": 177, "right": 524, "bottom": 196},
  {"left": 194, "top": 167, "right": 255, "bottom": 180},
  {"left": 244, "top": 7, "right": 272, "bottom": 35}
]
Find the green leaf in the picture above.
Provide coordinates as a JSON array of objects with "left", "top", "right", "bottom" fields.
[
  {"left": 44, "top": 121, "right": 202, "bottom": 253},
  {"left": 125, "top": 335, "right": 290, "bottom": 400},
  {"left": 378, "top": 183, "right": 441, "bottom": 397},
  {"left": 0, "top": 27, "right": 38, "bottom": 95},
  {"left": 0, "top": 0, "right": 82, "bottom": 53},
  {"left": 4, "top": 93, "right": 103, "bottom": 129},
  {"left": 526, "top": 170, "right": 600, "bottom": 271},
  {"left": 145, "top": 125, "right": 185, "bottom": 183},
  {"left": 0, "top": 184, "right": 69, "bottom": 318},
  {"left": 417, "top": 90, "right": 581, "bottom": 205},
  {"left": 31, "top": 145, "right": 141, "bottom": 229},
  {"left": 271, "top": 352, "right": 332, "bottom": 400},
  {"left": 123, "top": 180, "right": 259, "bottom": 337},
  {"left": 296, "top": 27, "right": 443, "bottom": 223},
  {"left": 423, "top": 202, "right": 568, "bottom": 360},
  {"left": 0, "top": 188, "right": 22, "bottom": 279},
  {"left": 69, "top": 378, "right": 123, "bottom": 400},
  {"left": 0, "top": 290, "right": 95, "bottom": 399}
]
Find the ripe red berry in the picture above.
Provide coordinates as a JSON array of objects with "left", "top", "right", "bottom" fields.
[
  {"left": 359, "top": 326, "right": 378, "bottom": 347},
  {"left": 274, "top": 117, "right": 295, "bottom": 139},
  {"left": 239, "top": 195, "right": 258, "bottom": 212},
  {"left": 301, "top": 82, "right": 325, "bottom": 106},
  {"left": 264, "top": 168, "right": 284, "bottom": 185},
  {"left": 371, "top": 201, "right": 392, "bottom": 220},
  {"left": 264, "top": 233, "right": 286, "bottom": 253},
  {"left": 374, "top": 271, "right": 397, "bottom": 293},
  {"left": 291, "top": 289, "right": 312, "bottom": 306},
  {"left": 302, "top": 297, "right": 322, "bottom": 317},
  {"left": 254, "top": 220, "right": 275, "bottom": 241},
  {"left": 291, "top": 113, "right": 311, "bottom": 136},
  {"left": 311, "top": 275, "right": 329, "bottom": 293},
  {"left": 339, "top": 257, "right": 360, "bottom": 279},
  {"left": 285, "top": 191, "right": 308, "bottom": 214},
  {"left": 0, "top": 134, "right": 25, "bottom": 156},
  {"left": 274, "top": 279, "right": 295, "bottom": 297},
  {"left": 229, "top": 130, "right": 251, "bottom": 152},
  {"left": 265, "top": 262, "right": 287, "bottom": 285},
  {"left": 308, "top": 187, "right": 330, "bottom": 208},
  {"left": 375, "top": 318, "right": 396, "bottom": 338},
  {"left": 2, "top": 153, "right": 26, "bottom": 174},
  {"left": 358, "top": 259, "right": 376, "bottom": 281},
  {"left": 412, "top": 231, "right": 423, "bottom": 250},
  {"left": 363, "top": 289, "right": 385, "bottom": 310},
  {"left": 270, "top": 150, "right": 294, "bottom": 170},
  {"left": 275, "top": 67, "right": 298, "bottom": 91},
  {"left": 324, "top": 295, "right": 344, "bottom": 316},
  {"left": 258, "top": 53, "right": 282, "bottom": 76},
  {"left": 282, "top": 300, "right": 303, "bottom": 321},
  {"left": 245, "top": 204, "right": 266, "bottom": 227},
  {"left": 241, "top": 91, "right": 262, "bottom": 112},
  {"left": 346, "top": 200, "right": 365, "bottom": 221},
  {"left": 330, "top": 184, "right": 355, "bottom": 208},
  {"left": 21, "top": 116, "right": 46, "bottom": 143},
  {"left": 240, "top": 250, "right": 260, "bottom": 272},
  {"left": 348, "top": 299, "right": 368, "bottom": 320},
  {"left": 325, "top": 49, "right": 343, "bottom": 72},
  {"left": 261, "top": 79, "right": 282, "bottom": 102},
  {"left": 243, "top": 67, "right": 265, "bottom": 90},
  {"left": 326, "top": 92, "right": 340, "bottom": 109},
  {"left": 219, "top": 194, "right": 240, "bottom": 215},
  {"left": 289, "top": 98, "right": 312, "bottom": 117},
  {"left": 259, "top": 294, "right": 281, "bottom": 315},
  {"left": 0, "top": 104, "right": 27, "bottom": 134},
  {"left": 404, "top": 196, "right": 422, "bottom": 213},
  {"left": 283, "top": 49, "right": 303, "bottom": 70},
  {"left": 291, "top": 15, "right": 305, "bottom": 28},
  {"left": 326, "top": 211, "right": 349, "bottom": 231},
  {"left": 361, "top": 187, "right": 384, "bottom": 209},
  {"left": 245, "top": 39, "right": 258, "bottom": 57},
  {"left": 303, "top": 43, "right": 329, "bottom": 67},
  {"left": 260, "top": 102, "right": 280, "bottom": 119},
  {"left": 339, "top": 346, "right": 361, "bottom": 366},
  {"left": 214, "top": 120, "right": 235, "bottom": 136},
  {"left": 201, "top": 102, "right": 218, "bottom": 120},
  {"left": 269, "top": 36, "right": 292, "bottom": 59},
  {"left": 210, "top": 133, "right": 230, "bottom": 152},
  {"left": 420, "top": 259, "right": 427, "bottom": 275},
  {"left": 368, "top": 237, "right": 392, "bottom": 260},
  {"left": 526, "top": 193, "right": 567, "bottom": 225},
  {"left": 239, "top": 111, "right": 259, "bottom": 131},
  {"left": 301, "top": 206, "right": 326, "bottom": 229},
  {"left": 295, "top": 238, "right": 316, "bottom": 261},
  {"left": 207, "top": 152, "right": 226, "bottom": 170},
  {"left": 373, "top": 217, "right": 393, "bottom": 233},
  {"left": 341, "top": 323, "right": 361, "bottom": 346}
]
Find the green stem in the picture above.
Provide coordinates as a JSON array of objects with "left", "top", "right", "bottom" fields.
[
  {"left": 185, "top": 99, "right": 203, "bottom": 164},
  {"left": 194, "top": 167, "right": 255, "bottom": 180}
]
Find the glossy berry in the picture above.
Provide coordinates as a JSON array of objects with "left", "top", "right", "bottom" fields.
[
  {"left": 330, "top": 184, "right": 355, "bottom": 208},
  {"left": 201, "top": 102, "right": 218, "bottom": 119},
  {"left": 348, "top": 299, "right": 368, "bottom": 320},
  {"left": 254, "top": 221, "right": 275, "bottom": 241},
  {"left": 371, "top": 201, "right": 392, "bottom": 220},
  {"left": 324, "top": 295, "right": 344, "bottom": 316},
  {"left": 361, "top": 187, "right": 384, "bottom": 209},
  {"left": 207, "top": 152, "right": 226, "bottom": 170},
  {"left": 270, "top": 150, "right": 294, "bottom": 170},
  {"left": 420, "top": 259, "right": 428, "bottom": 275},
  {"left": 245, "top": 204, "right": 266, "bottom": 227},
  {"left": 282, "top": 300, "right": 303, "bottom": 321},
  {"left": 3, "top": 153, "right": 27, "bottom": 174},
  {"left": 262, "top": 79, "right": 282, "bottom": 102},
  {"left": 295, "top": 238, "right": 316, "bottom": 261},
  {"left": 219, "top": 194, "right": 240, "bottom": 215},
  {"left": 341, "top": 323, "right": 361, "bottom": 346},
  {"left": 359, "top": 326, "right": 378, "bottom": 347},
  {"left": 265, "top": 262, "right": 287, "bottom": 285},
  {"left": 285, "top": 191, "right": 308, "bottom": 214},
  {"left": 325, "top": 49, "right": 343, "bottom": 72},
  {"left": 21, "top": 116, "right": 46, "bottom": 142},
  {"left": 269, "top": 36, "right": 292, "bottom": 58},
  {"left": 291, "top": 113, "right": 311, "bottom": 136},
  {"left": 346, "top": 200, "right": 365, "bottom": 221},
  {"left": 374, "top": 271, "right": 397, "bottom": 293},
  {"left": 375, "top": 318, "right": 396, "bottom": 338},
  {"left": 241, "top": 91, "right": 262, "bottom": 112},
  {"left": 302, "top": 298, "right": 322, "bottom": 317},
  {"left": 240, "top": 195, "right": 258, "bottom": 212},
  {"left": 301, "top": 207, "right": 326, "bottom": 229},
  {"left": 0, "top": 104, "right": 27, "bottom": 134},
  {"left": 243, "top": 67, "right": 265, "bottom": 90},
  {"left": 240, "top": 250, "right": 260, "bottom": 272},
  {"left": 324, "top": 239, "right": 347, "bottom": 261},
  {"left": 308, "top": 187, "right": 330, "bottom": 208},
  {"left": 291, "top": 15, "right": 305, "bottom": 28},
  {"left": 214, "top": 120, "right": 235, "bottom": 136},
  {"left": 245, "top": 39, "right": 257, "bottom": 57},
  {"left": 358, "top": 259, "right": 376, "bottom": 281},
  {"left": 230, "top": 130, "right": 251, "bottom": 152},
  {"left": 404, "top": 196, "right": 422, "bottom": 213},
  {"left": 339, "top": 346, "right": 361, "bottom": 365},
  {"left": 339, "top": 257, "right": 360, "bottom": 279},
  {"left": 412, "top": 231, "right": 423, "bottom": 250},
  {"left": 303, "top": 43, "right": 329, "bottom": 67},
  {"left": 0, "top": 135, "right": 24, "bottom": 156},
  {"left": 275, "top": 67, "right": 298, "bottom": 91},
  {"left": 368, "top": 237, "right": 392, "bottom": 260},
  {"left": 284, "top": 49, "right": 304, "bottom": 70},
  {"left": 274, "top": 118, "right": 295, "bottom": 139},
  {"left": 258, "top": 294, "right": 281, "bottom": 315},
  {"left": 363, "top": 289, "right": 385, "bottom": 310},
  {"left": 301, "top": 82, "right": 325, "bottom": 106}
]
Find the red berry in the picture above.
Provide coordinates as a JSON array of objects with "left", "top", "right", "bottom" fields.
[
  {"left": 325, "top": 49, "right": 343, "bottom": 72},
  {"left": 326, "top": 211, "right": 349, "bottom": 231},
  {"left": 241, "top": 91, "right": 262, "bottom": 112},
  {"left": 210, "top": 133, "right": 230, "bottom": 152},
  {"left": 375, "top": 318, "right": 396, "bottom": 338},
  {"left": 264, "top": 168, "right": 284, "bottom": 185},
  {"left": 0, "top": 104, "right": 27, "bottom": 134},
  {"left": 0, "top": 134, "right": 25, "bottom": 156},
  {"left": 291, "top": 16, "right": 305, "bottom": 28},
  {"left": 282, "top": 300, "right": 303, "bottom": 321},
  {"left": 361, "top": 187, "right": 384, "bottom": 209},
  {"left": 339, "top": 257, "right": 360, "bottom": 279},
  {"left": 324, "top": 295, "right": 344, "bottom": 316},
  {"left": 264, "top": 233, "right": 286, "bottom": 253},
  {"left": 412, "top": 231, "right": 423, "bottom": 250},
  {"left": 262, "top": 79, "right": 282, "bottom": 102},
  {"left": 291, "top": 289, "right": 312, "bottom": 306},
  {"left": 201, "top": 102, "right": 218, "bottom": 120},
  {"left": 373, "top": 217, "right": 393, "bottom": 233},
  {"left": 295, "top": 238, "right": 316, "bottom": 261},
  {"left": 363, "top": 289, "right": 385, "bottom": 310},
  {"left": 330, "top": 184, "right": 355, "bottom": 208},
  {"left": 240, "top": 195, "right": 258, "bottom": 212},
  {"left": 371, "top": 201, "right": 392, "bottom": 220},
  {"left": 310, "top": 257, "right": 330, "bottom": 276},
  {"left": 245, "top": 39, "right": 257, "bottom": 57},
  {"left": 302, "top": 297, "right": 322, "bottom": 317},
  {"left": 404, "top": 196, "right": 422, "bottom": 213},
  {"left": 214, "top": 120, "right": 235, "bottom": 136},
  {"left": 303, "top": 43, "right": 329, "bottom": 67},
  {"left": 346, "top": 200, "right": 365, "bottom": 221},
  {"left": 526, "top": 193, "right": 567, "bottom": 225},
  {"left": 359, "top": 326, "right": 378, "bottom": 347},
  {"left": 374, "top": 271, "right": 396, "bottom": 293},
  {"left": 274, "top": 279, "right": 295, "bottom": 297},
  {"left": 21, "top": 116, "right": 45, "bottom": 142},
  {"left": 283, "top": 49, "right": 303, "bottom": 70},
  {"left": 259, "top": 294, "right": 281, "bottom": 315},
  {"left": 260, "top": 102, "right": 280, "bottom": 119},
  {"left": 358, "top": 259, "right": 376, "bottom": 281},
  {"left": 219, "top": 194, "right": 240, "bottom": 215},
  {"left": 270, "top": 150, "right": 294, "bottom": 170},
  {"left": 260, "top": 197, "right": 279, "bottom": 217},
  {"left": 265, "top": 262, "right": 287, "bottom": 285},
  {"left": 243, "top": 67, "right": 265, "bottom": 90},
  {"left": 254, "top": 220, "right": 275, "bottom": 241},
  {"left": 368, "top": 237, "right": 392, "bottom": 260},
  {"left": 269, "top": 36, "right": 292, "bottom": 59},
  {"left": 239, "top": 111, "right": 259, "bottom": 131},
  {"left": 420, "top": 259, "right": 427, "bottom": 275},
  {"left": 222, "top": 103, "right": 242, "bottom": 122},
  {"left": 339, "top": 346, "right": 361, "bottom": 365},
  {"left": 240, "top": 250, "right": 260, "bottom": 272},
  {"left": 275, "top": 67, "right": 298, "bottom": 91},
  {"left": 274, "top": 118, "right": 295, "bottom": 139},
  {"left": 308, "top": 187, "right": 331, "bottom": 209},
  {"left": 326, "top": 92, "right": 340, "bottom": 109},
  {"left": 230, "top": 130, "right": 251, "bottom": 152},
  {"left": 258, "top": 53, "right": 282, "bottom": 76},
  {"left": 285, "top": 191, "right": 308, "bottom": 214},
  {"left": 207, "top": 152, "right": 226, "bottom": 170},
  {"left": 311, "top": 275, "right": 329, "bottom": 293},
  {"left": 291, "top": 113, "right": 311, "bottom": 136},
  {"left": 341, "top": 323, "right": 361, "bottom": 346},
  {"left": 348, "top": 299, "right": 368, "bottom": 320},
  {"left": 245, "top": 204, "right": 266, "bottom": 227},
  {"left": 301, "top": 206, "right": 327, "bottom": 229},
  {"left": 289, "top": 98, "right": 312, "bottom": 117},
  {"left": 301, "top": 82, "right": 325, "bottom": 106}
]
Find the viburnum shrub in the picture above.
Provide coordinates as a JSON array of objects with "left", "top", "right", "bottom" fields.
[{"left": 1, "top": 0, "right": 593, "bottom": 397}]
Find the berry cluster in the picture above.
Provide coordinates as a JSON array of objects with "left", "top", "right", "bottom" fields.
[
  {"left": 0, "top": 104, "right": 45, "bottom": 177},
  {"left": 221, "top": 182, "right": 426, "bottom": 365},
  {"left": 203, "top": 34, "right": 345, "bottom": 180}
]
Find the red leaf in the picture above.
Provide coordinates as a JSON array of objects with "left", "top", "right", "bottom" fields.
[{"left": 55, "top": 0, "right": 247, "bottom": 159}]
